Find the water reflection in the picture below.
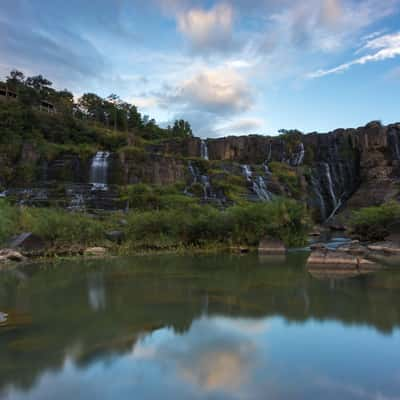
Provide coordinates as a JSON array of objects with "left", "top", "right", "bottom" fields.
[
  {"left": 0, "top": 254, "right": 400, "bottom": 399},
  {"left": 87, "top": 271, "right": 106, "bottom": 311}
]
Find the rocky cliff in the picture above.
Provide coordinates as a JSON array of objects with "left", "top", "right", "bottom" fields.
[{"left": 1, "top": 121, "right": 399, "bottom": 221}]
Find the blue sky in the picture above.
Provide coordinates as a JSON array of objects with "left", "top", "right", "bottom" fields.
[{"left": 1, "top": 0, "right": 399, "bottom": 137}]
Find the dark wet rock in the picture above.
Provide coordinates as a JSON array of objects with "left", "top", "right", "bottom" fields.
[
  {"left": 258, "top": 238, "right": 286, "bottom": 254},
  {"left": 9, "top": 232, "right": 46, "bottom": 253},
  {"left": 329, "top": 223, "right": 347, "bottom": 231},
  {"left": 310, "top": 226, "right": 323, "bottom": 237},
  {"left": 0, "top": 249, "right": 26, "bottom": 263},
  {"left": 106, "top": 231, "right": 125, "bottom": 244},
  {"left": 310, "top": 243, "right": 327, "bottom": 251}
]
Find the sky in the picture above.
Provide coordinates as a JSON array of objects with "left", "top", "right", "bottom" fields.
[{"left": 1, "top": 0, "right": 400, "bottom": 138}]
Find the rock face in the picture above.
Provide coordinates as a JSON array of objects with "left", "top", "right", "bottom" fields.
[
  {"left": 258, "top": 238, "right": 286, "bottom": 254},
  {"left": 2, "top": 121, "right": 400, "bottom": 221}
]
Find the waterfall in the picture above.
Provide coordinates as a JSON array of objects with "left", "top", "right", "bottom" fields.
[
  {"left": 186, "top": 161, "right": 213, "bottom": 200},
  {"left": 323, "top": 163, "right": 338, "bottom": 209},
  {"left": 242, "top": 164, "right": 253, "bottom": 181},
  {"left": 201, "top": 140, "right": 209, "bottom": 160},
  {"left": 293, "top": 143, "right": 305, "bottom": 166},
  {"left": 267, "top": 143, "right": 272, "bottom": 163},
  {"left": 201, "top": 175, "right": 211, "bottom": 199},
  {"left": 241, "top": 165, "right": 272, "bottom": 202},
  {"left": 90, "top": 152, "right": 110, "bottom": 191}
]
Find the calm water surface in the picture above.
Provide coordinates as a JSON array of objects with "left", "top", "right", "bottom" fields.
[{"left": 0, "top": 253, "right": 400, "bottom": 400}]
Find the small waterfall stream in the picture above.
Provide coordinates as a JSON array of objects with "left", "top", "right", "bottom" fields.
[
  {"left": 90, "top": 152, "right": 110, "bottom": 191},
  {"left": 200, "top": 140, "right": 209, "bottom": 161},
  {"left": 292, "top": 143, "right": 305, "bottom": 166},
  {"left": 241, "top": 165, "right": 272, "bottom": 202}
]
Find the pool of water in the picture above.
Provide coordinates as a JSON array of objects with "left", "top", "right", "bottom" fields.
[{"left": 0, "top": 253, "right": 400, "bottom": 400}]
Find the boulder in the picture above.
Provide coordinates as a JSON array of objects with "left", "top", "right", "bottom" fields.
[
  {"left": 105, "top": 231, "right": 125, "bottom": 244},
  {"left": 0, "top": 311, "right": 8, "bottom": 324},
  {"left": 0, "top": 249, "right": 26, "bottom": 263},
  {"left": 258, "top": 238, "right": 286, "bottom": 255},
  {"left": 84, "top": 247, "right": 107, "bottom": 257},
  {"left": 367, "top": 241, "right": 400, "bottom": 254},
  {"left": 307, "top": 249, "right": 380, "bottom": 270},
  {"left": 9, "top": 232, "right": 46, "bottom": 253},
  {"left": 336, "top": 242, "right": 370, "bottom": 256}
]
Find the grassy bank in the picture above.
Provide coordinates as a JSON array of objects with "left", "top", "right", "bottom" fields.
[
  {"left": 0, "top": 198, "right": 311, "bottom": 254},
  {"left": 349, "top": 201, "right": 400, "bottom": 241}
]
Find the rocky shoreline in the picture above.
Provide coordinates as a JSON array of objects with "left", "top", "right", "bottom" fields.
[{"left": 2, "top": 229, "right": 399, "bottom": 282}]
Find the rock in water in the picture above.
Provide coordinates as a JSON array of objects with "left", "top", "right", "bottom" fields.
[
  {"left": 0, "top": 312, "right": 8, "bottom": 324},
  {"left": 84, "top": 247, "right": 107, "bottom": 257},
  {"left": 258, "top": 238, "right": 286, "bottom": 254},
  {"left": 307, "top": 249, "right": 381, "bottom": 271},
  {"left": 0, "top": 249, "right": 26, "bottom": 263}
]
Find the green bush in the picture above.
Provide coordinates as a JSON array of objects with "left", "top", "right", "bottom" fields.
[
  {"left": 0, "top": 200, "right": 18, "bottom": 244},
  {"left": 349, "top": 202, "right": 400, "bottom": 241},
  {"left": 0, "top": 200, "right": 106, "bottom": 246},
  {"left": 125, "top": 199, "right": 311, "bottom": 249}
]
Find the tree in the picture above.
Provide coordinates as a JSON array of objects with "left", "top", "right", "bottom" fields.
[
  {"left": 6, "top": 70, "right": 25, "bottom": 89},
  {"left": 25, "top": 75, "right": 52, "bottom": 93},
  {"left": 172, "top": 119, "right": 193, "bottom": 138},
  {"left": 78, "top": 93, "right": 104, "bottom": 122}
]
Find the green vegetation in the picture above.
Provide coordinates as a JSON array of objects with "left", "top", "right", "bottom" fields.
[
  {"left": 0, "top": 69, "right": 193, "bottom": 153},
  {"left": 0, "top": 198, "right": 311, "bottom": 251},
  {"left": 269, "top": 162, "right": 301, "bottom": 197},
  {"left": 349, "top": 202, "right": 400, "bottom": 241}
]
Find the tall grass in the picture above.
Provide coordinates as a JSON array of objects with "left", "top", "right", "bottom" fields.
[{"left": 0, "top": 198, "right": 311, "bottom": 251}]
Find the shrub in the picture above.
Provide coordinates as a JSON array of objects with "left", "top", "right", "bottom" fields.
[
  {"left": 0, "top": 200, "right": 18, "bottom": 244},
  {"left": 349, "top": 202, "right": 400, "bottom": 241}
]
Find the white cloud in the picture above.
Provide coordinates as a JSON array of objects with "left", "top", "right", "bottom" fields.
[
  {"left": 308, "top": 32, "right": 400, "bottom": 78},
  {"left": 177, "top": 66, "right": 254, "bottom": 114},
  {"left": 177, "top": 3, "right": 236, "bottom": 53}
]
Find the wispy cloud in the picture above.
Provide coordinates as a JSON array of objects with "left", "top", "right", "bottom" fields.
[{"left": 308, "top": 32, "right": 400, "bottom": 78}]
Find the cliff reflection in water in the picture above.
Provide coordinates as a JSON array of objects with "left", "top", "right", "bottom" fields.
[{"left": 0, "top": 254, "right": 400, "bottom": 400}]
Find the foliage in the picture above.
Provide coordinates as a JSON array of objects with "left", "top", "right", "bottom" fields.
[
  {"left": 124, "top": 184, "right": 196, "bottom": 211},
  {"left": 126, "top": 199, "right": 310, "bottom": 249},
  {"left": 349, "top": 202, "right": 400, "bottom": 241},
  {"left": 269, "top": 162, "right": 301, "bottom": 197},
  {"left": 0, "top": 198, "right": 311, "bottom": 250},
  {"left": 1, "top": 69, "right": 193, "bottom": 148},
  {"left": 0, "top": 200, "right": 106, "bottom": 246}
]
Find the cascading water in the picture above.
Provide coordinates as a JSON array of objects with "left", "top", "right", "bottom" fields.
[
  {"left": 292, "top": 143, "right": 305, "bottom": 166},
  {"left": 185, "top": 161, "right": 213, "bottom": 200},
  {"left": 90, "top": 152, "right": 110, "bottom": 191},
  {"left": 241, "top": 165, "right": 272, "bottom": 202},
  {"left": 201, "top": 140, "right": 209, "bottom": 160},
  {"left": 323, "top": 163, "right": 338, "bottom": 210}
]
